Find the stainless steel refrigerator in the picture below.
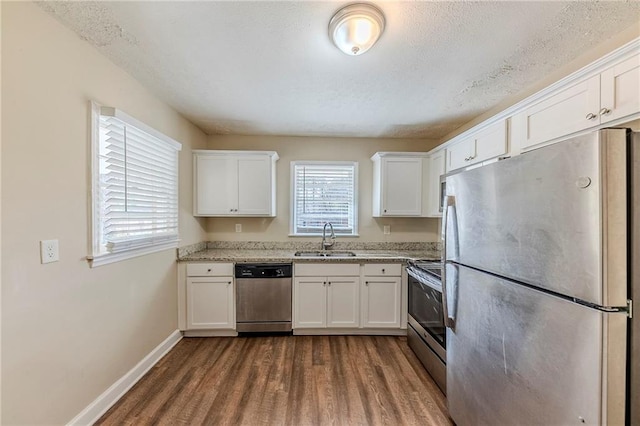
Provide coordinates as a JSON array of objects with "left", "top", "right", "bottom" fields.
[{"left": 442, "top": 129, "right": 637, "bottom": 425}]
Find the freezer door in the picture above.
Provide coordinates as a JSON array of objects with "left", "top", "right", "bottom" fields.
[
  {"left": 446, "top": 264, "right": 627, "bottom": 426},
  {"left": 444, "top": 129, "right": 628, "bottom": 307}
]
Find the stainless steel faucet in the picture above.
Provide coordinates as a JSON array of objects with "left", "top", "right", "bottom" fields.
[{"left": 322, "top": 222, "right": 335, "bottom": 250}]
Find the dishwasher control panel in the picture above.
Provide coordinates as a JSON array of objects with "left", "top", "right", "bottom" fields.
[{"left": 235, "top": 263, "right": 292, "bottom": 279}]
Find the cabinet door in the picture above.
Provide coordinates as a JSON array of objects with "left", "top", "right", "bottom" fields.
[
  {"left": 447, "top": 138, "right": 475, "bottom": 171},
  {"left": 600, "top": 53, "right": 640, "bottom": 123},
  {"left": 327, "top": 276, "right": 360, "bottom": 328},
  {"left": 294, "top": 277, "right": 327, "bottom": 328},
  {"left": 362, "top": 277, "right": 401, "bottom": 328},
  {"left": 186, "top": 277, "right": 234, "bottom": 329},
  {"left": 426, "top": 149, "right": 446, "bottom": 217},
  {"left": 194, "top": 155, "right": 235, "bottom": 215},
  {"left": 381, "top": 157, "right": 422, "bottom": 216},
  {"left": 514, "top": 75, "right": 600, "bottom": 151},
  {"left": 236, "top": 156, "right": 273, "bottom": 215},
  {"left": 474, "top": 120, "right": 507, "bottom": 163}
]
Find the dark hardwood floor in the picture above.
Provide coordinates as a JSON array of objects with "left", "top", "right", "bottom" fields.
[{"left": 96, "top": 335, "right": 452, "bottom": 426}]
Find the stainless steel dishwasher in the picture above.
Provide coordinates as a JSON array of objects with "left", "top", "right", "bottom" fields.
[{"left": 235, "top": 263, "right": 292, "bottom": 332}]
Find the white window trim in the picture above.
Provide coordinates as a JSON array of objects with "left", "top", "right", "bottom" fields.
[
  {"left": 289, "top": 160, "right": 359, "bottom": 237},
  {"left": 87, "top": 101, "right": 182, "bottom": 267}
]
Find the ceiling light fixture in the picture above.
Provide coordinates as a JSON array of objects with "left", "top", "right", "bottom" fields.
[{"left": 329, "top": 3, "right": 385, "bottom": 56}]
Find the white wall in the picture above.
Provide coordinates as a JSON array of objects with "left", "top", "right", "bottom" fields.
[
  {"left": 207, "top": 135, "right": 441, "bottom": 242},
  {"left": 1, "top": 3, "right": 207, "bottom": 424}
]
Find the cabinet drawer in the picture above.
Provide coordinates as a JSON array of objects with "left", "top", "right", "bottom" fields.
[
  {"left": 186, "top": 263, "right": 234, "bottom": 277},
  {"left": 363, "top": 263, "right": 402, "bottom": 276},
  {"left": 295, "top": 263, "right": 360, "bottom": 277}
]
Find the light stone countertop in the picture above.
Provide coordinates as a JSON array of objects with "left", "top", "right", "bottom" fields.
[
  {"left": 178, "top": 243, "right": 440, "bottom": 263},
  {"left": 177, "top": 248, "right": 440, "bottom": 263}
]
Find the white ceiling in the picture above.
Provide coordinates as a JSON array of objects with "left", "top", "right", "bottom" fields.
[{"left": 39, "top": 1, "right": 640, "bottom": 140}]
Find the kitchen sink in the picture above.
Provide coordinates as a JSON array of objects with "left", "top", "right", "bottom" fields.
[{"left": 294, "top": 251, "right": 357, "bottom": 258}]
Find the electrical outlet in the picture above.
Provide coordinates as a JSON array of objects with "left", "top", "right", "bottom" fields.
[
  {"left": 383, "top": 225, "right": 391, "bottom": 235},
  {"left": 235, "top": 224, "right": 242, "bottom": 233},
  {"left": 40, "top": 239, "right": 59, "bottom": 264}
]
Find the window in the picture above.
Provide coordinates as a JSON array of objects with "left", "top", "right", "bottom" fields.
[
  {"left": 89, "top": 102, "right": 182, "bottom": 267},
  {"left": 291, "top": 161, "right": 358, "bottom": 236}
]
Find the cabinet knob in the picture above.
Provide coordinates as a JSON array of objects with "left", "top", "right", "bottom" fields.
[
  {"left": 229, "top": 209, "right": 234, "bottom": 212},
  {"left": 365, "top": 281, "right": 369, "bottom": 286},
  {"left": 328, "top": 282, "right": 331, "bottom": 286},
  {"left": 227, "top": 281, "right": 231, "bottom": 285},
  {"left": 207, "top": 268, "right": 212, "bottom": 272},
  {"left": 382, "top": 268, "right": 385, "bottom": 273},
  {"left": 599, "top": 107, "right": 611, "bottom": 116},
  {"left": 384, "top": 209, "right": 387, "bottom": 213},
  {"left": 586, "top": 112, "right": 598, "bottom": 120}
]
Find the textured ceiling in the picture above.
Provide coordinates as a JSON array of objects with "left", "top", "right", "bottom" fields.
[{"left": 39, "top": 1, "right": 640, "bottom": 139}]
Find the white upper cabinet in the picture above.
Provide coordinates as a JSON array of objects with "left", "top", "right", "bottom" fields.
[
  {"left": 513, "top": 52, "right": 640, "bottom": 151},
  {"left": 435, "top": 42, "right": 639, "bottom": 168},
  {"left": 446, "top": 119, "right": 508, "bottom": 172},
  {"left": 371, "top": 152, "right": 429, "bottom": 217},
  {"left": 426, "top": 148, "right": 446, "bottom": 217},
  {"left": 600, "top": 53, "right": 640, "bottom": 123},
  {"left": 193, "top": 150, "right": 278, "bottom": 216},
  {"left": 512, "top": 76, "right": 600, "bottom": 150}
]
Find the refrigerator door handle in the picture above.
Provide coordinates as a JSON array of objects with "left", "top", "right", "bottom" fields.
[
  {"left": 441, "top": 195, "right": 458, "bottom": 261},
  {"left": 446, "top": 263, "right": 459, "bottom": 329},
  {"left": 441, "top": 195, "right": 457, "bottom": 329}
]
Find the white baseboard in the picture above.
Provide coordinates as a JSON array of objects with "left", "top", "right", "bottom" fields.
[{"left": 67, "top": 329, "right": 183, "bottom": 426}]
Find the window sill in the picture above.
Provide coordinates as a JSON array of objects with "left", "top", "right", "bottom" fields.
[{"left": 87, "top": 239, "right": 179, "bottom": 268}]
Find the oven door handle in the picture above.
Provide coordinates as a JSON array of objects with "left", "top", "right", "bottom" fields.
[
  {"left": 441, "top": 195, "right": 457, "bottom": 330},
  {"left": 407, "top": 268, "right": 443, "bottom": 292}
]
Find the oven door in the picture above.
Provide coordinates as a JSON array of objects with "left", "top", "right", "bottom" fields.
[{"left": 408, "top": 274, "right": 446, "bottom": 359}]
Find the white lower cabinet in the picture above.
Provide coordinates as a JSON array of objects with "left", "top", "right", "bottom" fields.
[
  {"left": 294, "top": 277, "right": 327, "bottom": 328},
  {"left": 184, "top": 263, "right": 235, "bottom": 331},
  {"left": 362, "top": 264, "right": 402, "bottom": 328},
  {"left": 327, "top": 277, "right": 360, "bottom": 327},
  {"left": 293, "top": 262, "right": 404, "bottom": 332},
  {"left": 294, "top": 263, "right": 360, "bottom": 329}
]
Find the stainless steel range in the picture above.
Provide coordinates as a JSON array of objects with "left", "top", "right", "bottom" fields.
[{"left": 406, "top": 260, "right": 446, "bottom": 394}]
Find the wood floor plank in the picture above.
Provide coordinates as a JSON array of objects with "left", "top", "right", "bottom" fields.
[{"left": 96, "top": 335, "right": 453, "bottom": 426}]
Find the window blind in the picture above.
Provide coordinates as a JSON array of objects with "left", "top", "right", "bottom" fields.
[
  {"left": 292, "top": 162, "right": 357, "bottom": 235},
  {"left": 98, "top": 113, "right": 180, "bottom": 253}
]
